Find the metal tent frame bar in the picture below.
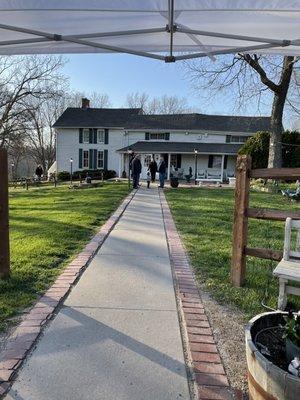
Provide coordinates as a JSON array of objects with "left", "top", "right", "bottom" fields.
[{"left": 0, "top": 0, "right": 298, "bottom": 63}]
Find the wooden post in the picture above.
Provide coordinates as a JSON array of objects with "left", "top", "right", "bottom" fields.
[
  {"left": 231, "top": 155, "right": 251, "bottom": 286},
  {"left": 0, "top": 149, "right": 10, "bottom": 278}
]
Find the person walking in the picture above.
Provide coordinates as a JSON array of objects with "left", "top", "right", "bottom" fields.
[
  {"left": 131, "top": 154, "right": 142, "bottom": 189},
  {"left": 148, "top": 157, "right": 157, "bottom": 183},
  {"left": 158, "top": 155, "right": 166, "bottom": 188},
  {"left": 35, "top": 165, "right": 43, "bottom": 181}
]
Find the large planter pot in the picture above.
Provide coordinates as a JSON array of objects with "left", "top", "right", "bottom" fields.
[
  {"left": 245, "top": 311, "right": 300, "bottom": 400},
  {"left": 170, "top": 177, "right": 179, "bottom": 188},
  {"left": 286, "top": 338, "right": 300, "bottom": 364}
]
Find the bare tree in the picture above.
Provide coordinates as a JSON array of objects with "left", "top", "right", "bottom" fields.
[
  {"left": 150, "top": 95, "right": 189, "bottom": 114},
  {"left": 125, "top": 92, "right": 149, "bottom": 110},
  {"left": 7, "top": 139, "right": 27, "bottom": 178},
  {"left": 0, "top": 55, "right": 66, "bottom": 150},
  {"left": 24, "top": 95, "right": 65, "bottom": 172},
  {"left": 125, "top": 92, "right": 191, "bottom": 114},
  {"left": 68, "top": 90, "right": 112, "bottom": 108},
  {"left": 185, "top": 54, "right": 299, "bottom": 167}
]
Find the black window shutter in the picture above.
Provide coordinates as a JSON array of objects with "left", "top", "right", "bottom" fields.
[
  {"left": 224, "top": 155, "right": 228, "bottom": 169},
  {"left": 89, "top": 128, "right": 93, "bottom": 144},
  {"left": 226, "top": 135, "right": 231, "bottom": 143},
  {"left": 145, "top": 132, "right": 150, "bottom": 140},
  {"left": 79, "top": 129, "right": 83, "bottom": 143},
  {"left": 79, "top": 149, "right": 83, "bottom": 168},
  {"left": 93, "top": 149, "right": 97, "bottom": 169},
  {"left": 208, "top": 155, "right": 214, "bottom": 168},
  {"left": 177, "top": 154, "right": 182, "bottom": 168},
  {"left": 104, "top": 149, "right": 108, "bottom": 170},
  {"left": 93, "top": 129, "right": 97, "bottom": 144},
  {"left": 104, "top": 129, "right": 109, "bottom": 144},
  {"left": 89, "top": 149, "right": 93, "bottom": 169},
  {"left": 165, "top": 133, "right": 170, "bottom": 140}
]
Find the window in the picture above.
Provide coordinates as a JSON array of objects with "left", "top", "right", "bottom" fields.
[
  {"left": 226, "top": 135, "right": 250, "bottom": 143},
  {"left": 170, "top": 154, "right": 178, "bottom": 168},
  {"left": 149, "top": 133, "right": 167, "bottom": 140},
  {"left": 231, "top": 135, "right": 249, "bottom": 143},
  {"left": 97, "top": 129, "right": 104, "bottom": 143},
  {"left": 97, "top": 150, "right": 104, "bottom": 169},
  {"left": 83, "top": 150, "right": 89, "bottom": 168},
  {"left": 208, "top": 155, "right": 222, "bottom": 169},
  {"left": 83, "top": 129, "right": 90, "bottom": 143},
  {"left": 144, "top": 155, "right": 151, "bottom": 168}
]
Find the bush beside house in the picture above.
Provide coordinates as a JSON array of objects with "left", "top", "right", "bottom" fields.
[
  {"left": 239, "top": 131, "right": 300, "bottom": 168},
  {"left": 57, "top": 169, "right": 116, "bottom": 181}
]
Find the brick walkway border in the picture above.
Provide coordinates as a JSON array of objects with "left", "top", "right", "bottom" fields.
[
  {"left": 0, "top": 189, "right": 136, "bottom": 398},
  {"left": 159, "top": 190, "right": 236, "bottom": 400}
]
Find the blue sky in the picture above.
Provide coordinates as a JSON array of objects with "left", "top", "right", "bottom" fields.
[{"left": 63, "top": 53, "right": 267, "bottom": 116}]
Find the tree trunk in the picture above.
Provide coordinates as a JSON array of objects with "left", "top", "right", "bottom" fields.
[
  {"left": 268, "top": 93, "right": 284, "bottom": 168},
  {"left": 268, "top": 56, "right": 294, "bottom": 168}
]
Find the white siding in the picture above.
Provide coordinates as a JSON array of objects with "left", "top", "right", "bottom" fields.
[
  {"left": 56, "top": 127, "right": 243, "bottom": 178},
  {"left": 181, "top": 155, "right": 208, "bottom": 174},
  {"left": 56, "top": 128, "right": 124, "bottom": 174},
  {"left": 56, "top": 128, "right": 79, "bottom": 172},
  {"left": 181, "top": 154, "right": 236, "bottom": 177},
  {"left": 107, "top": 129, "right": 125, "bottom": 171},
  {"left": 125, "top": 130, "right": 228, "bottom": 144}
]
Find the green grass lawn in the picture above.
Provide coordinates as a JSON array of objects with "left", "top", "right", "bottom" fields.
[
  {"left": 166, "top": 187, "right": 300, "bottom": 319},
  {"left": 0, "top": 182, "right": 129, "bottom": 330}
]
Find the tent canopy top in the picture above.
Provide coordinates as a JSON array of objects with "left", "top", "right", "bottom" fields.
[{"left": 1, "top": 1, "right": 300, "bottom": 62}]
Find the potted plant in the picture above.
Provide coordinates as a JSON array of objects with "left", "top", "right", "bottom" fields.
[
  {"left": 246, "top": 311, "right": 300, "bottom": 399},
  {"left": 283, "top": 311, "right": 300, "bottom": 363},
  {"left": 170, "top": 169, "right": 179, "bottom": 188}
]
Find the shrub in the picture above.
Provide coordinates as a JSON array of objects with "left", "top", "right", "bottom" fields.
[
  {"left": 238, "top": 131, "right": 270, "bottom": 168},
  {"left": 239, "top": 130, "right": 300, "bottom": 168},
  {"left": 57, "top": 171, "right": 70, "bottom": 181},
  {"left": 72, "top": 169, "right": 116, "bottom": 180},
  {"left": 282, "top": 131, "right": 300, "bottom": 168}
]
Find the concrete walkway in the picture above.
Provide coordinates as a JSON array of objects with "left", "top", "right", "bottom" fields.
[{"left": 6, "top": 188, "right": 190, "bottom": 400}]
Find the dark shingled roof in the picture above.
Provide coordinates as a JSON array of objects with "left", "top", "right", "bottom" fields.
[
  {"left": 53, "top": 107, "right": 142, "bottom": 128},
  {"left": 124, "top": 113, "right": 271, "bottom": 132},
  {"left": 53, "top": 107, "right": 271, "bottom": 133},
  {"left": 117, "top": 141, "right": 243, "bottom": 154}
]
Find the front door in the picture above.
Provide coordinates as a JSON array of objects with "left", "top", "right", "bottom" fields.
[
  {"left": 141, "top": 154, "right": 163, "bottom": 179},
  {"left": 141, "top": 154, "right": 152, "bottom": 179}
]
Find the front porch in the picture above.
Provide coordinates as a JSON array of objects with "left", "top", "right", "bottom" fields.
[{"left": 117, "top": 141, "right": 239, "bottom": 183}]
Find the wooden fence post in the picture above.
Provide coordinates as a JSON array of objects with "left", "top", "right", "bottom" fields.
[
  {"left": 0, "top": 149, "right": 10, "bottom": 278},
  {"left": 231, "top": 155, "right": 251, "bottom": 286}
]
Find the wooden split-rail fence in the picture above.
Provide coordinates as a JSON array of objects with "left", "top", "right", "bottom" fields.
[{"left": 231, "top": 155, "right": 300, "bottom": 287}]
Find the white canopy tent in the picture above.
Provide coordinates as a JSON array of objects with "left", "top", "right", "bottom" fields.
[{"left": 0, "top": 1, "right": 300, "bottom": 62}]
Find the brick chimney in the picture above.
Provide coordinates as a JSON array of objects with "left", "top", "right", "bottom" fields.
[{"left": 81, "top": 98, "right": 90, "bottom": 109}]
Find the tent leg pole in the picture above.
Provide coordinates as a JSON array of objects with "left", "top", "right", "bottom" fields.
[{"left": 0, "top": 149, "right": 10, "bottom": 278}]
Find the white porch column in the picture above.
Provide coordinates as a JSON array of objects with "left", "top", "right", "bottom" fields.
[
  {"left": 221, "top": 154, "right": 225, "bottom": 182},
  {"left": 167, "top": 153, "right": 171, "bottom": 180},
  {"left": 118, "top": 153, "right": 124, "bottom": 178}
]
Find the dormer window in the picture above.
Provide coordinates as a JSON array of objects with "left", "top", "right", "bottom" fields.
[
  {"left": 83, "top": 128, "right": 90, "bottom": 143},
  {"left": 226, "top": 135, "right": 250, "bottom": 143},
  {"left": 145, "top": 132, "right": 170, "bottom": 141},
  {"left": 150, "top": 133, "right": 167, "bottom": 140},
  {"left": 97, "top": 129, "right": 105, "bottom": 143}
]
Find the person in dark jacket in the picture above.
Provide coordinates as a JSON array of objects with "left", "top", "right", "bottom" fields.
[
  {"left": 131, "top": 154, "right": 142, "bottom": 189},
  {"left": 35, "top": 165, "right": 43, "bottom": 181},
  {"left": 148, "top": 157, "right": 158, "bottom": 182},
  {"left": 158, "top": 155, "right": 167, "bottom": 188}
]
